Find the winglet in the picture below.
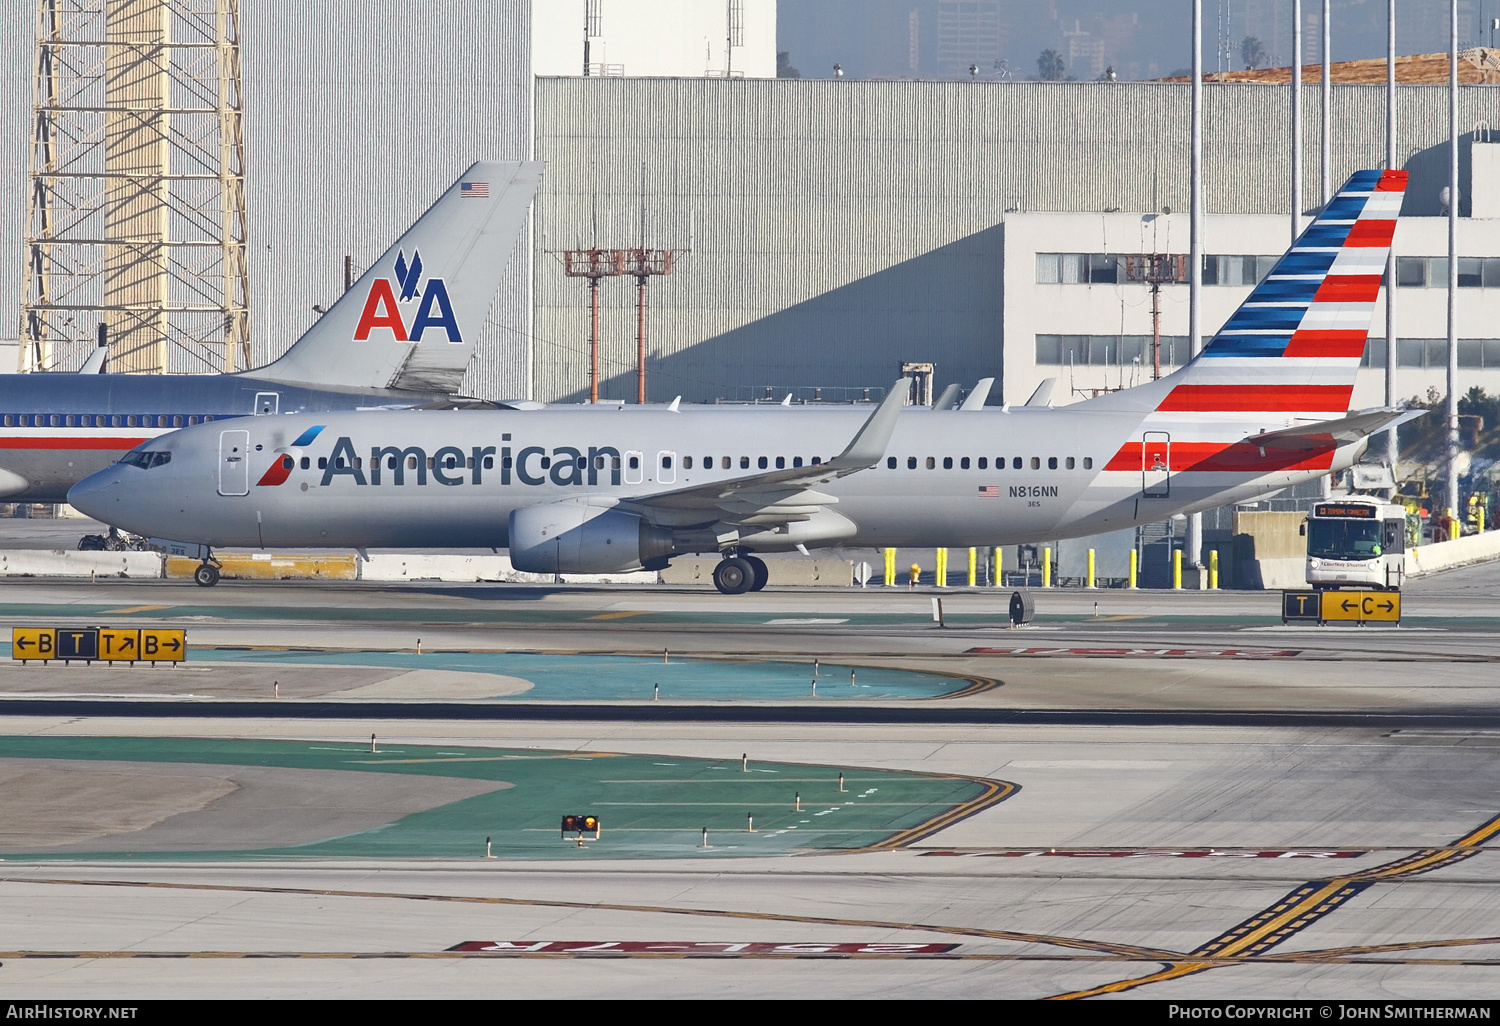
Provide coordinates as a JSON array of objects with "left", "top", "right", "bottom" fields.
[
  {"left": 959, "top": 378, "right": 994, "bottom": 410},
  {"left": 828, "top": 379, "right": 908, "bottom": 471}
]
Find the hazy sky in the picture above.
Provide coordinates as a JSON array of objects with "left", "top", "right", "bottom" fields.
[{"left": 777, "top": 1, "right": 1493, "bottom": 82}]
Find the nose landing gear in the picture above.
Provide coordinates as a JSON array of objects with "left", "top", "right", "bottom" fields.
[{"left": 193, "top": 551, "right": 221, "bottom": 587}]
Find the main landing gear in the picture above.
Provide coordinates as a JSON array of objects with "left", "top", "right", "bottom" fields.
[{"left": 711, "top": 553, "right": 769, "bottom": 595}]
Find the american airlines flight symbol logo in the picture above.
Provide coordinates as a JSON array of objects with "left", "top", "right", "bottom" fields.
[
  {"left": 353, "top": 248, "right": 463, "bottom": 345},
  {"left": 255, "top": 425, "right": 325, "bottom": 487}
]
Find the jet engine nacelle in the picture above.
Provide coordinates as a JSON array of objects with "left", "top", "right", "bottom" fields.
[{"left": 509, "top": 502, "right": 673, "bottom": 574}]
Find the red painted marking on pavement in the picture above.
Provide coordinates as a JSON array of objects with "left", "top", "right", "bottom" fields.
[
  {"left": 919, "top": 850, "right": 1364, "bottom": 859},
  {"left": 445, "top": 941, "right": 959, "bottom": 955},
  {"left": 964, "top": 648, "right": 1304, "bottom": 659}
]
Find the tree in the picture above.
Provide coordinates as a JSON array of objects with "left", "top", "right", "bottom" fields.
[
  {"left": 1240, "top": 36, "right": 1267, "bottom": 70},
  {"left": 1037, "top": 48, "right": 1064, "bottom": 81},
  {"left": 776, "top": 51, "right": 801, "bottom": 79}
]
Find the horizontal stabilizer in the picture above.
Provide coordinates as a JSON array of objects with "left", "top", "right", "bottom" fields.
[{"left": 1244, "top": 407, "right": 1426, "bottom": 451}]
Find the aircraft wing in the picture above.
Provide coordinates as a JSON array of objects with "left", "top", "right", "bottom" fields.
[
  {"left": 1243, "top": 407, "right": 1426, "bottom": 452},
  {"left": 624, "top": 380, "right": 908, "bottom": 522}
]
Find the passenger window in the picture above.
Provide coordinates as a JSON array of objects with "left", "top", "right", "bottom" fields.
[
  {"left": 1013, "top": 457, "right": 1022, "bottom": 469},
  {"left": 793, "top": 457, "right": 803, "bottom": 468},
  {"left": 722, "top": 457, "right": 731, "bottom": 469},
  {"left": 776, "top": 456, "right": 785, "bottom": 469},
  {"left": 281, "top": 455, "right": 294, "bottom": 470},
  {"left": 960, "top": 457, "right": 970, "bottom": 469},
  {"left": 502, "top": 456, "right": 512, "bottom": 469},
  {"left": 204, "top": 415, "right": 214, "bottom": 422},
  {"left": 485, "top": 456, "right": 495, "bottom": 469},
  {"left": 409, "top": 456, "right": 420, "bottom": 470},
  {"left": 188, "top": 416, "right": 198, "bottom": 425},
  {"left": 1032, "top": 457, "right": 1041, "bottom": 470},
  {"left": 811, "top": 457, "right": 821, "bottom": 465},
  {"left": 594, "top": 456, "right": 605, "bottom": 469},
  {"left": 1066, "top": 457, "right": 1075, "bottom": 469},
  {"left": 173, "top": 416, "right": 183, "bottom": 427},
  {"left": 740, "top": 457, "right": 749, "bottom": 469},
  {"left": 758, "top": 456, "right": 768, "bottom": 469},
  {"left": 300, "top": 457, "right": 310, "bottom": 470},
  {"left": 336, "top": 457, "right": 346, "bottom": 469},
  {"left": 425, "top": 457, "right": 434, "bottom": 469},
  {"left": 540, "top": 456, "right": 551, "bottom": 470},
  {"left": 611, "top": 457, "right": 620, "bottom": 469},
  {"left": 978, "top": 457, "right": 988, "bottom": 469},
  {"left": 1048, "top": 457, "right": 1058, "bottom": 470},
  {"left": 387, "top": 457, "right": 398, "bottom": 470},
  {"left": 629, "top": 456, "right": 640, "bottom": 469},
  {"left": 908, "top": 457, "right": 917, "bottom": 469},
  {"left": 662, "top": 455, "right": 673, "bottom": 468},
  {"left": 3, "top": 416, "right": 11, "bottom": 427},
  {"left": 683, "top": 456, "right": 693, "bottom": 469},
  {"left": 355, "top": 458, "right": 363, "bottom": 468},
  {"left": 1084, "top": 457, "right": 1093, "bottom": 469},
  {"left": 576, "top": 456, "right": 586, "bottom": 468},
  {"left": 887, "top": 457, "right": 897, "bottom": 469},
  {"left": 926, "top": 457, "right": 935, "bottom": 469},
  {"left": 943, "top": 457, "right": 953, "bottom": 469},
  {"left": 318, "top": 457, "right": 327, "bottom": 469},
  {"left": 65, "top": 415, "right": 75, "bottom": 427}
]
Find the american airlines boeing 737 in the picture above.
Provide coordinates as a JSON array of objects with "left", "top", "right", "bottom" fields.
[
  {"left": 71, "top": 170, "right": 1418, "bottom": 592},
  {"left": 1, "top": 160, "right": 540, "bottom": 507}
]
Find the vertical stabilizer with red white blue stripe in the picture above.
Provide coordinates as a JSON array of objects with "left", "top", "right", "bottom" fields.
[{"left": 1159, "top": 168, "right": 1406, "bottom": 419}]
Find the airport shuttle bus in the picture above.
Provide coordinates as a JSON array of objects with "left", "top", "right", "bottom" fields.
[{"left": 1304, "top": 499, "right": 1407, "bottom": 591}]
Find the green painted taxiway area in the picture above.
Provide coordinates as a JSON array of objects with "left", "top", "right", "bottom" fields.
[{"left": 0, "top": 736, "right": 1007, "bottom": 861}]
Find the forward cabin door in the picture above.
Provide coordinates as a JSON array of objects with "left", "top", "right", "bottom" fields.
[
  {"left": 218, "top": 430, "right": 250, "bottom": 496},
  {"left": 1141, "top": 431, "right": 1170, "bottom": 498}
]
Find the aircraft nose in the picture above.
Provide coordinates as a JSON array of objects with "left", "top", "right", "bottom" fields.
[{"left": 67, "top": 466, "right": 125, "bottom": 522}]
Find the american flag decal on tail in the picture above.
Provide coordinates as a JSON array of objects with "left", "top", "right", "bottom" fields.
[{"left": 461, "top": 182, "right": 489, "bottom": 198}]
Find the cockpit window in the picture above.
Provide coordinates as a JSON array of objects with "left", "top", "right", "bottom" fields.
[{"left": 119, "top": 450, "right": 172, "bottom": 469}]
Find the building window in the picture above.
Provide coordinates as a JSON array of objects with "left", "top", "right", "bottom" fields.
[{"left": 1037, "top": 334, "right": 1187, "bottom": 367}]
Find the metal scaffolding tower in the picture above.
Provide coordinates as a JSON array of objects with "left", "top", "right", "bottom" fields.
[{"left": 21, "top": 0, "right": 250, "bottom": 375}]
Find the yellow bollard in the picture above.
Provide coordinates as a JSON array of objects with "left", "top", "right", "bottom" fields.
[
  {"left": 1209, "top": 549, "right": 1219, "bottom": 589},
  {"left": 1086, "top": 548, "right": 1096, "bottom": 589},
  {"left": 909, "top": 563, "right": 921, "bottom": 588},
  {"left": 1128, "top": 549, "right": 1138, "bottom": 589},
  {"left": 967, "top": 547, "right": 977, "bottom": 587},
  {"left": 1172, "top": 549, "right": 1182, "bottom": 590},
  {"left": 884, "top": 547, "right": 896, "bottom": 586},
  {"left": 1481, "top": 507, "right": 1487, "bottom": 534},
  {"left": 1042, "top": 546, "right": 1052, "bottom": 588},
  {"left": 935, "top": 548, "right": 948, "bottom": 587},
  {"left": 993, "top": 546, "right": 1002, "bottom": 587}
]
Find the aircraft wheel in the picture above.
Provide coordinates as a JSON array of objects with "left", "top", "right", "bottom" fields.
[
  {"left": 712, "top": 556, "right": 755, "bottom": 595},
  {"left": 194, "top": 563, "right": 220, "bottom": 588},
  {"left": 745, "top": 555, "right": 769, "bottom": 592}
]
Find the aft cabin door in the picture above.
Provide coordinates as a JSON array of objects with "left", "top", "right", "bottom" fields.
[
  {"left": 1141, "top": 431, "right": 1170, "bottom": 498},
  {"left": 218, "top": 430, "right": 250, "bottom": 496}
]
